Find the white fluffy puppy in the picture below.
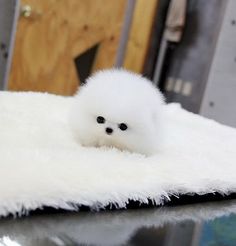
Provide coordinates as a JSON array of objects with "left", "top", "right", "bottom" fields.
[{"left": 69, "top": 69, "right": 165, "bottom": 155}]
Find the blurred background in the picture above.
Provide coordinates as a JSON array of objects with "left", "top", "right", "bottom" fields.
[{"left": 0, "top": 0, "right": 235, "bottom": 127}]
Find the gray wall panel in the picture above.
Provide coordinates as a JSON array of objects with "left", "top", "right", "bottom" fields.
[
  {"left": 201, "top": 0, "right": 236, "bottom": 128},
  {"left": 0, "top": 0, "right": 19, "bottom": 90}
]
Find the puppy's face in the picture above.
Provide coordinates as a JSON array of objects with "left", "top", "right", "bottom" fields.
[
  {"left": 95, "top": 116, "right": 127, "bottom": 136},
  {"left": 92, "top": 114, "right": 130, "bottom": 148},
  {"left": 75, "top": 97, "right": 156, "bottom": 154}
]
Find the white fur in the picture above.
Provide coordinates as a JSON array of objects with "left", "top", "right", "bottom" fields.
[
  {"left": 1, "top": 92, "right": 236, "bottom": 217},
  {"left": 70, "top": 69, "right": 165, "bottom": 155}
]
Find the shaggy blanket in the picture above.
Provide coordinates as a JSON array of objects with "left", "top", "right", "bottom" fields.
[{"left": 0, "top": 92, "right": 236, "bottom": 217}]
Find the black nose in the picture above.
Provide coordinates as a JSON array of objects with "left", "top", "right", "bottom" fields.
[{"left": 105, "top": 127, "right": 113, "bottom": 135}]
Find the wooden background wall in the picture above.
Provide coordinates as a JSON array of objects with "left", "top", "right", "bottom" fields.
[{"left": 7, "top": 0, "right": 159, "bottom": 95}]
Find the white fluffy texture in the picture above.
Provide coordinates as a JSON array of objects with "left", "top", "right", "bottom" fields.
[
  {"left": 70, "top": 69, "right": 165, "bottom": 155},
  {"left": 0, "top": 91, "right": 236, "bottom": 217}
]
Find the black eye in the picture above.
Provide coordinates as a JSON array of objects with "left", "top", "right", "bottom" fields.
[
  {"left": 119, "top": 123, "right": 128, "bottom": 131},
  {"left": 97, "top": 116, "right": 105, "bottom": 124}
]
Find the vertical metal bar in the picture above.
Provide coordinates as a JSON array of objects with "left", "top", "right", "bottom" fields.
[
  {"left": 0, "top": 0, "right": 20, "bottom": 90},
  {"left": 115, "top": 0, "right": 136, "bottom": 67},
  {"left": 153, "top": 38, "right": 168, "bottom": 86}
]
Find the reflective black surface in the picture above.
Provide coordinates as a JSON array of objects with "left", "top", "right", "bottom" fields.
[{"left": 1, "top": 200, "right": 236, "bottom": 246}]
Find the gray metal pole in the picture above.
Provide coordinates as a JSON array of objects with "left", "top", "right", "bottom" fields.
[
  {"left": 0, "top": 0, "right": 20, "bottom": 90},
  {"left": 115, "top": 0, "right": 136, "bottom": 67}
]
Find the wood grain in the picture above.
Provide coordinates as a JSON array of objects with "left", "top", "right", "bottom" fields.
[
  {"left": 123, "top": 0, "right": 159, "bottom": 73},
  {"left": 8, "top": 0, "right": 126, "bottom": 95}
]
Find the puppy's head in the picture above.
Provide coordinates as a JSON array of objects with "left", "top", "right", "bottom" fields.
[{"left": 70, "top": 69, "right": 164, "bottom": 155}]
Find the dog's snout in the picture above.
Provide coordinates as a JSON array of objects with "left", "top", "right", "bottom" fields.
[{"left": 105, "top": 127, "right": 113, "bottom": 135}]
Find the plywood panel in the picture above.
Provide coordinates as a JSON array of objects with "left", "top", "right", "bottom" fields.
[
  {"left": 123, "top": 0, "right": 159, "bottom": 73},
  {"left": 8, "top": 0, "right": 126, "bottom": 95}
]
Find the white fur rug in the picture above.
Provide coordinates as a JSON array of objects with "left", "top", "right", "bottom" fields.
[{"left": 0, "top": 92, "right": 236, "bottom": 217}]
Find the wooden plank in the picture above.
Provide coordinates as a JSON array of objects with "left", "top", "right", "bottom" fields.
[
  {"left": 93, "top": 31, "right": 123, "bottom": 71},
  {"left": 92, "top": 0, "right": 127, "bottom": 71},
  {"left": 8, "top": 0, "right": 126, "bottom": 95},
  {"left": 123, "top": 0, "right": 159, "bottom": 73}
]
